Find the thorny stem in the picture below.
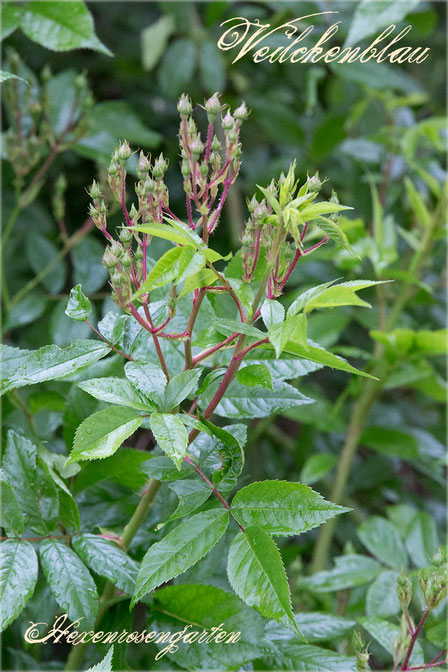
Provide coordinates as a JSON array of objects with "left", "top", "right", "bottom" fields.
[{"left": 85, "top": 320, "right": 135, "bottom": 361}]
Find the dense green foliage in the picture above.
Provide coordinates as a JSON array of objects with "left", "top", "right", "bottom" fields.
[{"left": 1, "top": 2, "right": 446, "bottom": 671}]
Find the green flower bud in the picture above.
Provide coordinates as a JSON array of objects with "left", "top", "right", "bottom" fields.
[
  {"left": 177, "top": 93, "right": 192, "bottom": 120},
  {"left": 119, "top": 227, "right": 132, "bottom": 244},
  {"left": 211, "top": 135, "right": 221, "bottom": 152},
  {"left": 121, "top": 250, "right": 132, "bottom": 269},
  {"left": 152, "top": 154, "right": 168, "bottom": 180},
  {"left": 397, "top": 572, "right": 412, "bottom": 609},
  {"left": 111, "top": 240, "right": 123, "bottom": 258},
  {"left": 99, "top": 200, "right": 107, "bottom": 215},
  {"left": 306, "top": 171, "right": 322, "bottom": 193},
  {"left": 205, "top": 92, "right": 221, "bottom": 123},
  {"left": 187, "top": 117, "right": 197, "bottom": 136},
  {"left": 431, "top": 547, "right": 447, "bottom": 568},
  {"left": 144, "top": 177, "right": 156, "bottom": 195},
  {"left": 199, "top": 160, "right": 208, "bottom": 177},
  {"left": 190, "top": 137, "right": 204, "bottom": 161},
  {"left": 111, "top": 270, "right": 123, "bottom": 286},
  {"left": 88, "top": 180, "right": 102, "bottom": 200},
  {"left": 129, "top": 203, "right": 138, "bottom": 221},
  {"left": 118, "top": 140, "right": 131, "bottom": 165},
  {"left": 108, "top": 160, "right": 118, "bottom": 177},
  {"left": 134, "top": 245, "right": 143, "bottom": 260},
  {"left": 88, "top": 203, "right": 99, "bottom": 220},
  {"left": 102, "top": 246, "right": 117, "bottom": 269},
  {"left": 137, "top": 151, "right": 151, "bottom": 179},
  {"left": 227, "top": 129, "right": 238, "bottom": 144},
  {"left": 181, "top": 159, "right": 191, "bottom": 177},
  {"left": 247, "top": 195, "right": 259, "bottom": 213}
]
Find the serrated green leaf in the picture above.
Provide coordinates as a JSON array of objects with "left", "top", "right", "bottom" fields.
[
  {"left": 231, "top": 481, "right": 349, "bottom": 537},
  {"left": 241, "top": 351, "right": 322, "bottom": 381},
  {"left": 236, "top": 364, "right": 273, "bottom": 389},
  {"left": 39, "top": 539, "right": 98, "bottom": 629},
  {"left": 0, "top": 540, "right": 38, "bottom": 632},
  {"left": 299, "top": 554, "right": 381, "bottom": 592},
  {"left": 208, "top": 378, "right": 314, "bottom": 419},
  {"left": 66, "top": 406, "right": 143, "bottom": 464},
  {"left": 132, "top": 509, "right": 229, "bottom": 606},
  {"left": 2, "top": 431, "right": 59, "bottom": 534},
  {"left": 257, "top": 185, "right": 281, "bottom": 216},
  {"left": 300, "top": 201, "right": 353, "bottom": 219},
  {"left": 166, "top": 480, "right": 212, "bottom": 522},
  {"left": 132, "top": 246, "right": 182, "bottom": 299},
  {"left": 357, "top": 516, "right": 408, "bottom": 569},
  {"left": 77, "top": 377, "right": 155, "bottom": 411},
  {"left": 162, "top": 368, "right": 202, "bottom": 410},
  {"left": 227, "top": 526, "right": 301, "bottom": 637},
  {"left": 276, "top": 643, "right": 357, "bottom": 671},
  {"left": 150, "top": 413, "right": 188, "bottom": 469},
  {"left": 287, "top": 281, "right": 336, "bottom": 317},
  {"left": 124, "top": 360, "right": 167, "bottom": 405},
  {"left": 73, "top": 447, "right": 150, "bottom": 493},
  {"left": 178, "top": 268, "right": 217, "bottom": 298},
  {"left": 19, "top": 1, "right": 112, "bottom": 55},
  {"left": 176, "top": 248, "right": 207, "bottom": 284},
  {"left": 72, "top": 534, "right": 138, "bottom": 595},
  {"left": 0, "top": 472, "right": 24, "bottom": 536},
  {"left": 267, "top": 612, "right": 355, "bottom": 644},
  {"left": 196, "top": 412, "right": 244, "bottom": 493},
  {"left": 65, "top": 284, "right": 91, "bottom": 321},
  {"left": 276, "top": 340, "right": 376, "bottom": 378},
  {"left": 317, "top": 216, "right": 357, "bottom": 255},
  {"left": 261, "top": 299, "right": 285, "bottom": 330},
  {"left": 214, "top": 318, "right": 265, "bottom": 340},
  {"left": 85, "top": 646, "right": 114, "bottom": 672},
  {"left": 0, "top": 340, "right": 111, "bottom": 395}
]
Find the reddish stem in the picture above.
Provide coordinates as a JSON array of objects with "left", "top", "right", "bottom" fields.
[
  {"left": 85, "top": 320, "right": 135, "bottom": 361},
  {"left": 303, "top": 234, "right": 328, "bottom": 255},
  {"left": 205, "top": 123, "right": 214, "bottom": 163},
  {"left": 239, "top": 337, "right": 269, "bottom": 358},
  {"left": 193, "top": 332, "right": 239, "bottom": 366},
  {"left": 279, "top": 247, "right": 302, "bottom": 290},
  {"left": 120, "top": 169, "right": 132, "bottom": 227},
  {"left": 186, "top": 196, "right": 194, "bottom": 228},
  {"left": 400, "top": 609, "right": 430, "bottom": 670}
]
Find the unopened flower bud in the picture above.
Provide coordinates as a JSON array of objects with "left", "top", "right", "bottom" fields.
[
  {"left": 222, "top": 111, "right": 235, "bottom": 132},
  {"left": 199, "top": 161, "right": 208, "bottom": 177},
  {"left": 307, "top": 171, "right": 322, "bottom": 193},
  {"left": 99, "top": 200, "right": 107, "bottom": 216},
  {"left": 121, "top": 251, "right": 132, "bottom": 269},
  {"left": 152, "top": 154, "right": 168, "bottom": 180},
  {"left": 108, "top": 160, "right": 118, "bottom": 177},
  {"left": 177, "top": 93, "right": 192, "bottom": 120},
  {"left": 129, "top": 203, "right": 138, "bottom": 221},
  {"left": 187, "top": 117, "right": 197, "bottom": 136},
  {"left": 89, "top": 203, "right": 99, "bottom": 220},
  {"left": 227, "top": 129, "right": 238, "bottom": 144},
  {"left": 431, "top": 547, "right": 446, "bottom": 568},
  {"left": 205, "top": 93, "right": 220, "bottom": 123},
  {"left": 102, "top": 246, "right": 117, "bottom": 269},
  {"left": 181, "top": 159, "right": 191, "bottom": 177},
  {"left": 137, "top": 151, "right": 151, "bottom": 179},
  {"left": 110, "top": 240, "right": 123, "bottom": 258},
  {"left": 144, "top": 177, "right": 156, "bottom": 195},
  {"left": 118, "top": 140, "right": 131, "bottom": 165},
  {"left": 88, "top": 180, "right": 102, "bottom": 200},
  {"left": 190, "top": 137, "right": 204, "bottom": 161},
  {"left": 119, "top": 227, "right": 132, "bottom": 244},
  {"left": 234, "top": 101, "right": 249, "bottom": 123},
  {"left": 247, "top": 196, "right": 259, "bottom": 213},
  {"left": 397, "top": 573, "right": 412, "bottom": 609},
  {"left": 111, "top": 270, "right": 124, "bottom": 286},
  {"left": 134, "top": 245, "right": 143, "bottom": 260},
  {"left": 211, "top": 135, "right": 221, "bottom": 152}
]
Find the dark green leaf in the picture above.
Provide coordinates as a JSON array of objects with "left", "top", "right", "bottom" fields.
[
  {"left": 77, "top": 377, "right": 155, "bottom": 411},
  {"left": 166, "top": 480, "right": 212, "bottom": 522},
  {"left": 405, "top": 512, "right": 439, "bottom": 568},
  {"left": 39, "top": 539, "right": 98, "bottom": 629},
  {"left": 0, "top": 540, "right": 38, "bottom": 632},
  {"left": 150, "top": 413, "right": 188, "bottom": 469},
  {"left": 357, "top": 516, "right": 408, "bottom": 569},
  {"left": 72, "top": 534, "right": 138, "bottom": 595},
  {"left": 235, "top": 364, "right": 273, "bottom": 389},
  {"left": 299, "top": 555, "right": 382, "bottom": 592},
  {"left": 158, "top": 38, "right": 196, "bottom": 97},
  {"left": 132, "top": 509, "right": 229, "bottom": 606},
  {"left": 366, "top": 570, "right": 400, "bottom": 618},
  {"left": 0, "top": 472, "right": 24, "bottom": 536}
]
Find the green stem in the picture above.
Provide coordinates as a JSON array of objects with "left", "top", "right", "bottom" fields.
[{"left": 64, "top": 479, "right": 161, "bottom": 671}]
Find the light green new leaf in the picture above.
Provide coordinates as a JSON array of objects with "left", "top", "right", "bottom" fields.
[
  {"left": 257, "top": 185, "right": 281, "bottom": 216},
  {"left": 162, "top": 368, "right": 202, "bottom": 410},
  {"left": 150, "top": 413, "right": 188, "bottom": 469},
  {"left": 78, "top": 377, "right": 155, "bottom": 411},
  {"left": 317, "top": 216, "right": 357, "bottom": 255},
  {"left": 85, "top": 647, "right": 114, "bottom": 672},
  {"left": 166, "top": 480, "right": 212, "bottom": 522},
  {"left": 176, "top": 248, "right": 207, "bottom": 284},
  {"left": 19, "top": 1, "right": 112, "bottom": 55},
  {"left": 65, "top": 284, "right": 91, "bottom": 321},
  {"left": 1, "top": 3, "right": 23, "bottom": 39},
  {"left": 277, "top": 340, "right": 375, "bottom": 378},
  {"left": 300, "top": 201, "right": 353, "bottom": 220},
  {"left": 287, "top": 281, "right": 336, "bottom": 317},
  {"left": 227, "top": 526, "right": 301, "bottom": 637},
  {"left": 231, "top": 481, "right": 349, "bottom": 537},
  {"left": 0, "top": 540, "right": 38, "bottom": 632},
  {"left": 124, "top": 360, "right": 167, "bottom": 405},
  {"left": 132, "top": 509, "right": 229, "bottom": 606},
  {"left": 133, "top": 246, "right": 182, "bottom": 298},
  {"left": 3, "top": 431, "right": 59, "bottom": 534},
  {"left": 236, "top": 364, "right": 273, "bottom": 389},
  {"left": 405, "top": 177, "right": 431, "bottom": 228},
  {"left": 261, "top": 299, "right": 285, "bottom": 330},
  {"left": 66, "top": 406, "right": 143, "bottom": 464},
  {"left": 214, "top": 318, "right": 265, "bottom": 340},
  {"left": 299, "top": 554, "right": 382, "bottom": 592},
  {"left": 300, "top": 453, "right": 338, "bottom": 485},
  {"left": 72, "top": 534, "right": 138, "bottom": 595},
  {"left": 357, "top": 516, "right": 408, "bottom": 569},
  {"left": 179, "top": 269, "right": 217, "bottom": 298},
  {"left": 39, "top": 539, "right": 98, "bottom": 629},
  {"left": 0, "top": 340, "right": 111, "bottom": 395}
]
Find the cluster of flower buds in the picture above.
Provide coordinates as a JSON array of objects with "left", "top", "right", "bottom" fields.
[
  {"left": 3, "top": 49, "right": 93, "bottom": 191},
  {"left": 241, "top": 164, "right": 336, "bottom": 298},
  {"left": 177, "top": 92, "right": 248, "bottom": 238},
  {"left": 418, "top": 546, "right": 447, "bottom": 608}
]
